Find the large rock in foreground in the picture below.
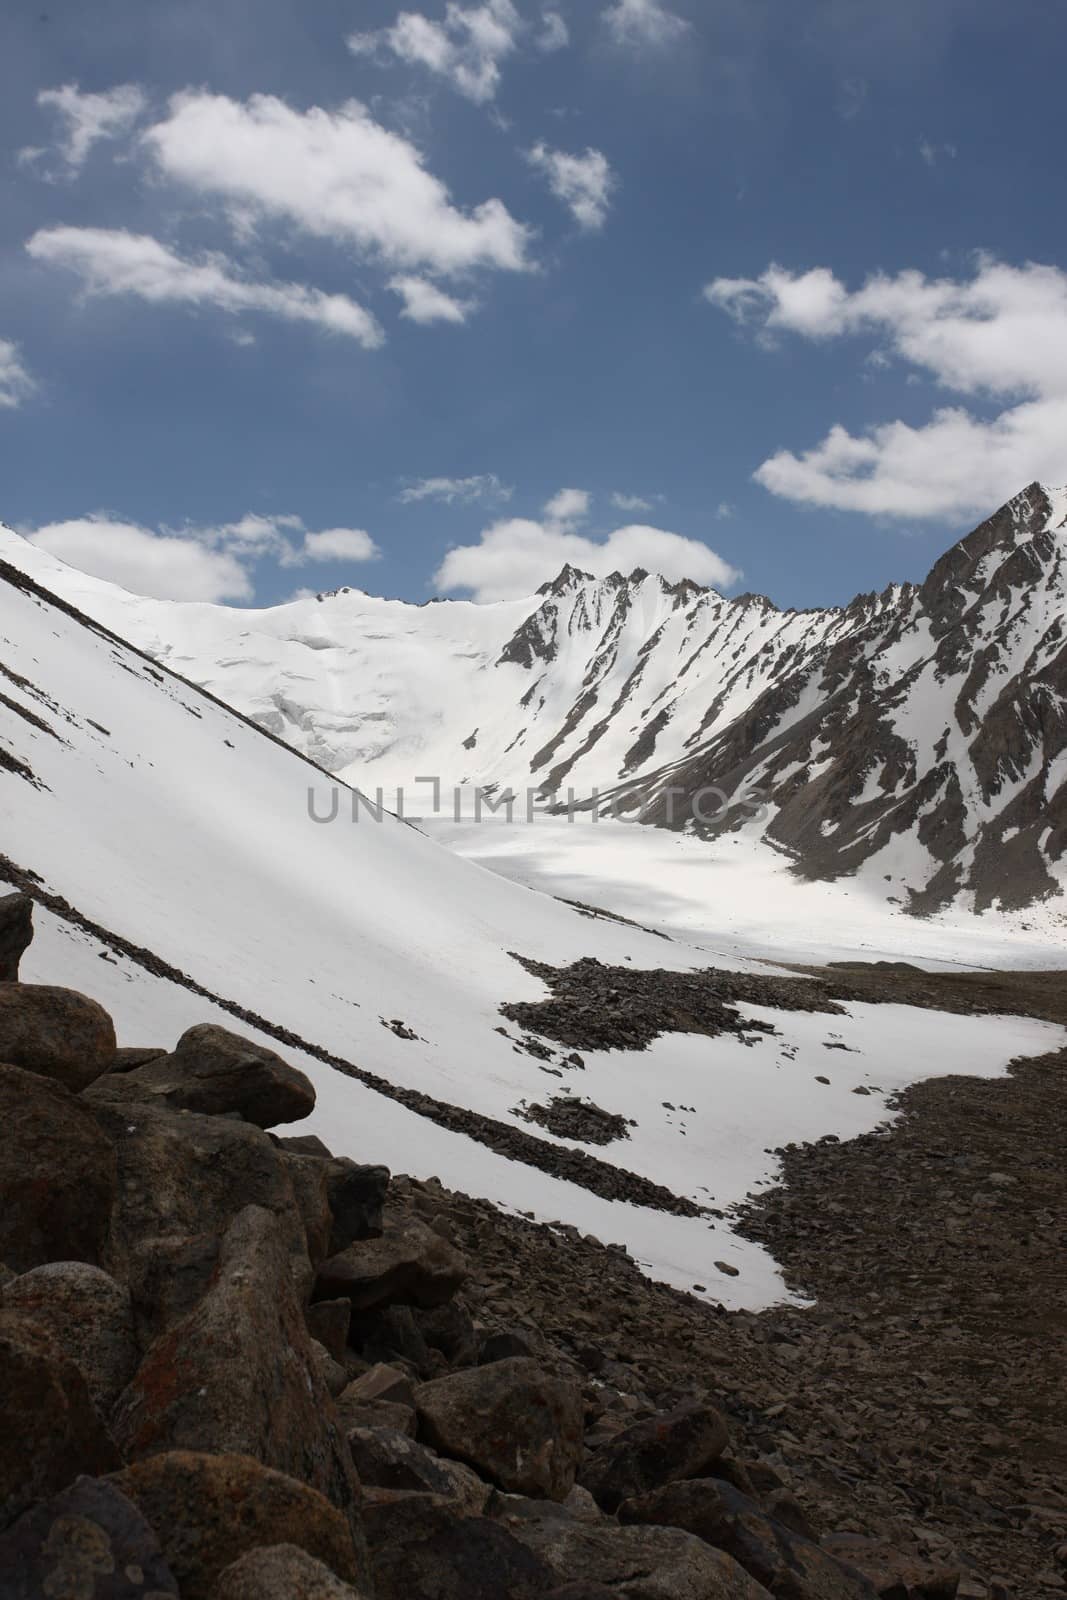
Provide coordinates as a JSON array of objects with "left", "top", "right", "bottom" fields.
[
  {"left": 0, "top": 982, "right": 116, "bottom": 1090},
  {"left": 86, "top": 1022, "right": 315, "bottom": 1128},
  {"left": 113, "top": 1206, "right": 359, "bottom": 1521},
  {"left": 414, "top": 1357, "right": 584, "bottom": 1501},
  {"left": 364, "top": 1496, "right": 560, "bottom": 1600},
  {"left": 214, "top": 1542, "right": 371, "bottom": 1599},
  {"left": 620, "top": 1479, "right": 878, "bottom": 1598},
  {"left": 3, "top": 1260, "right": 138, "bottom": 1416},
  {"left": 0, "top": 1312, "right": 120, "bottom": 1530},
  {"left": 111, "top": 1451, "right": 367, "bottom": 1600},
  {"left": 0, "top": 892, "right": 33, "bottom": 982},
  {"left": 580, "top": 1403, "right": 730, "bottom": 1512},
  {"left": 316, "top": 1216, "right": 467, "bottom": 1312},
  {"left": 0, "top": 1064, "right": 117, "bottom": 1272},
  {"left": 0, "top": 1475, "right": 179, "bottom": 1598}
]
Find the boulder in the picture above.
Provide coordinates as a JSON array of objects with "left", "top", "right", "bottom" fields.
[
  {"left": 0, "top": 982, "right": 115, "bottom": 1089},
  {"left": 111, "top": 1451, "right": 367, "bottom": 1600},
  {"left": 214, "top": 1542, "right": 371, "bottom": 1599},
  {"left": 86, "top": 1023, "right": 315, "bottom": 1128},
  {"left": 125, "top": 1231, "right": 222, "bottom": 1344},
  {"left": 414, "top": 1356, "right": 584, "bottom": 1501},
  {"left": 0, "top": 1475, "right": 179, "bottom": 1597},
  {"left": 3, "top": 1260, "right": 138, "bottom": 1415},
  {"left": 112, "top": 1206, "right": 359, "bottom": 1521},
  {"left": 349, "top": 1425, "right": 491, "bottom": 1512},
  {"left": 0, "top": 892, "right": 33, "bottom": 982},
  {"left": 340, "top": 1362, "right": 417, "bottom": 1409},
  {"left": 620, "top": 1479, "right": 878, "bottom": 1598},
  {"left": 580, "top": 1402, "right": 730, "bottom": 1512},
  {"left": 279, "top": 1133, "right": 334, "bottom": 1157},
  {"left": 354, "top": 1302, "right": 433, "bottom": 1373},
  {"left": 316, "top": 1216, "right": 466, "bottom": 1312},
  {"left": 91, "top": 1099, "right": 312, "bottom": 1294},
  {"left": 285, "top": 1153, "right": 335, "bottom": 1267},
  {"left": 337, "top": 1397, "right": 418, "bottom": 1438},
  {"left": 112, "top": 1046, "right": 168, "bottom": 1072},
  {"left": 0, "top": 1312, "right": 120, "bottom": 1530},
  {"left": 821, "top": 1534, "right": 962, "bottom": 1599},
  {"left": 0, "top": 1064, "right": 117, "bottom": 1272},
  {"left": 495, "top": 1502, "right": 773, "bottom": 1598},
  {"left": 307, "top": 1298, "right": 352, "bottom": 1362},
  {"left": 416, "top": 1298, "right": 478, "bottom": 1367},
  {"left": 363, "top": 1496, "right": 560, "bottom": 1600},
  {"left": 326, "top": 1158, "right": 390, "bottom": 1250}
]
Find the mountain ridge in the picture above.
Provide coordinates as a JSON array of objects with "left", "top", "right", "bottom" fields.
[{"left": 2, "top": 481, "right": 1065, "bottom": 915}]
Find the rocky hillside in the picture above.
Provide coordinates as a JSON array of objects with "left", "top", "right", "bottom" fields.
[
  {"left": 2, "top": 482, "right": 1065, "bottom": 914},
  {"left": 0, "top": 894, "right": 1033, "bottom": 1599}
]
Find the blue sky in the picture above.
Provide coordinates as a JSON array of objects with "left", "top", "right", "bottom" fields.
[{"left": 2, "top": 0, "right": 1066, "bottom": 609}]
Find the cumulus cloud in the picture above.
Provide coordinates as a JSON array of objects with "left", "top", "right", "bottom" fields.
[
  {"left": 611, "top": 491, "right": 654, "bottom": 512},
  {"left": 29, "top": 83, "right": 146, "bottom": 174},
  {"left": 543, "top": 487, "right": 591, "bottom": 528},
  {"left": 27, "top": 226, "right": 384, "bottom": 346},
  {"left": 704, "top": 256, "right": 1067, "bottom": 519},
  {"left": 537, "top": 10, "right": 570, "bottom": 50},
  {"left": 389, "top": 274, "right": 473, "bottom": 323},
  {"left": 434, "top": 492, "right": 740, "bottom": 601},
  {"left": 0, "top": 340, "right": 35, "bottom": 409},
  {"left": 526, "top": 143, "right": 616, "bottom": 230},
  {"left": 349, "top": 1, "right": 522, "bottom": 103},
  {"left": 399, "top": 474, "right": 513, "bottom": 504},
  {"left": 25, "top": 517, "right": 255, "bottom": 603},
  {"left": 142, "top": 92, "right": 531, "bottom": 280},
  {"left": 22, "top": 511, "right": 380, "bottom": 603},
  {"left": 602, "top": 0, "right": 689, "bottom": 49}
]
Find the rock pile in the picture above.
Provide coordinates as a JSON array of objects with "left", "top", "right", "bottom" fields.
[{"left": 0, "top": 893, "right": 937, "bottom": 1598}]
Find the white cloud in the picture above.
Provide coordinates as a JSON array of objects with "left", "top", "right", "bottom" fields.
[
  {"left": 22, "top": 511, "right": 380, "bottom": 603},
  {"left": 715, "top": 501, "right": 735, "bottom": 519},
  {"left": 704, "top": 256, "right": 1067, "bottom": 519},
  {"left": 143, "top": 92, "right": 531, "bottom": 279},
  {"left": 611, "top": 491, "right": 654, "bottom": 512},
  {"left": 543, "top": 486, "right": 591, "bottom": 528},
  {"left": 0, "top": 340, "right": 35, "bottom": 410},
  {"left": 919, "top": 137, "right": 957, "bottom": 166},
  {"left": 602, "top": 0, "right": 689, "bottom": 49},
  {"left": 300, "top": 527, "right": 379, "bottom": 562},
  {"left": 399, "top": 474, "right": 513, "bottom": 504},
  {"left": 25, "top": 517, "right": 255, "bottom": 603},
  {"left": 526, "top": 143, "right": 616, "bottom": 230},
  {"left": 27, "top": 226, "right": 384, "bottom": 347},
  {"left": 32, "top": 83, "right": 146, "bottom": 174},
  {"left": 348, "top": 1, "right": 522, "bottom": 103},
  {"left": 537, "top": 10, "right": 570, "bottom": 50},
  {"left": 435, "top": 512, "right": 740, "bottom": 601},
  {"left": 389, "top": 274, "right": 473, "bottom": 323}
]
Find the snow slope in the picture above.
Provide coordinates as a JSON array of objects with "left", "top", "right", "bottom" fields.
[
  {"left": 2, "top": 481, "right": 1065, "bottom": 916},
  {"left": 1, "top": 551, "right": 1062, "bottom": 1309}
]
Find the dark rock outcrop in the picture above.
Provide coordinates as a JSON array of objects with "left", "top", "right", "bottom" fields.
[
  {"left": 580, "top": 1402, "right": 730, "bottom": 1512},
  {"left": 414, "top": 1356, "right": 584, "bottom": 1501},
  {"left": 2, "top": 1261, "right": 138, "bottom": 1416},
  {"left": 0, "top": 1475, "right": 180, "bottom": 1598},
  {"left": 0, "top": 982, "right": 116, "bottom": 1089},
  {"left": 315, "top": 1216, "right": 467, "bottom": 1312},
  {"left": 0, "top": 892, "right": 33, "bottom": 982}
]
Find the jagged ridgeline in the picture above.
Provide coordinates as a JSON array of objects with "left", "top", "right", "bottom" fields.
[{"left": 3, "top": 481, "right": 1063, "bottom": 914}]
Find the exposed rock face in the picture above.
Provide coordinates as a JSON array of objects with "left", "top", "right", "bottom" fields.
[
  {"left": 112, "top": 1206, "right": 359, "bottom": 1517},
  {"left": 619, "top": 1479, "right": 878, "bottom": 1597},
  {"left": 315, "top": 1216, "right": 467, "bottom": 1312},
  {"left": 0, "top": 1064, "right": 117, "bottom": 1272},
  {"left": 0, "top": 982, "right": 116, "bottom": 1089},
  {"left": 580, "top": 1403, "right": 730, "bottom": 1513},
  {"left": 2, "top": 1261, "right": 138, "bottom": 1416},
  {"left": 0, "top": 892, "right": 33, "bottom": 982},
  {"left": 363, "top": 1496, "right": 561, "bottom": 1600},
  {"left": 0, "top": 1312, "right": 120, "bottom": 1530},
  {"left": 349, "top": 1424, "right": 491, "bottom": 1511},
  {"left": 213, "top": 1542, "right": 371, "bottom": 1599},
  {"left": 0, "top": 1476, "right": 180, "bottom": 1599},
  {"left": 111, "top": 1452, "right": 367, "bottom": 1600},
  {"left": 494, "top": 1499, "right": 775, "bottom": 1598},
  {"left": 414, "top": 1357, "right": 585, "bottom": 1501},
  {"left": 86, "top": 1022, "right": 315, "bottom": 1127}
]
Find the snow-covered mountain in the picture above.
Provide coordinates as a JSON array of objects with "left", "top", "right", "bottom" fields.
[
  {"left": 2, "top": 481, "right": 1065, "bottom": 914},
  {"left": 2, "top": 544, "right": 1058, "bottom": 1307}
]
